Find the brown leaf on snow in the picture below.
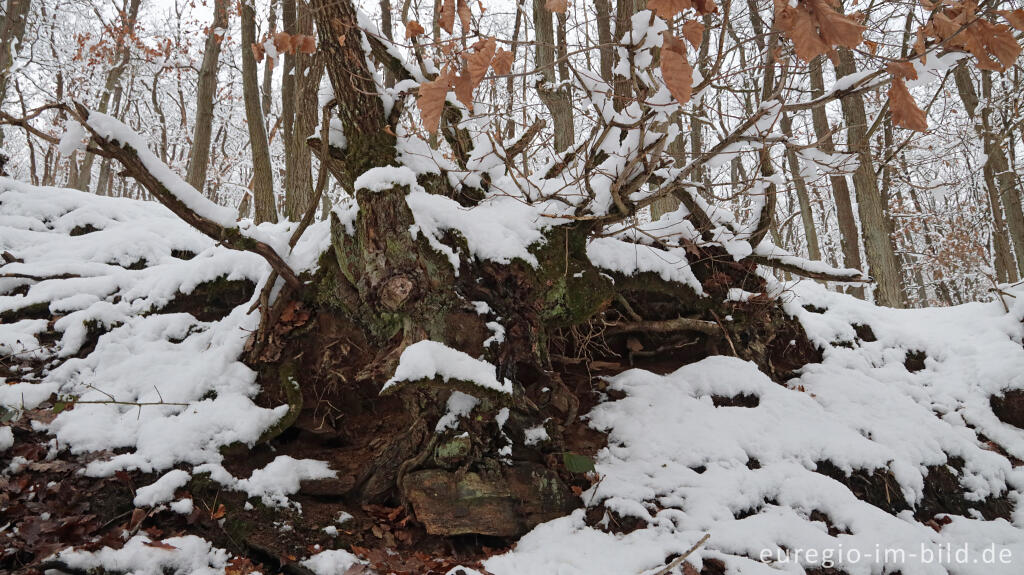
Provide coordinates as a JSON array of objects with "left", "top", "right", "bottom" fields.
[
  {"left": 661, "top": 42, "right": 693, "bottom": 105},
  {"left": 439, "top": 0, "right": 456, "bottom": 34},
  {"left": 405, "top": 20, "right": 425, "bottom": 39},
  {"left": 417, "top": 70, "right": 453, "bottom": 134},
  {"left": 682, "top": 19, "right": 705, "bottom": 48},
  {"left": 457, "top": 0, "right": 472, "bottom": 34},
  {"left": 648, "top": 0, "right": 691, "bottom": 19},
  {"left": 143, "top": 539, "right": 178, "bottom": 550},
  {"left": 492, "top": 47, "right": 514, "bottom": 75},
  {"left": 545, "top": 0, "right": 569, "bottom": 13},
  {"left": 889, "top": 77, "right": 928, "bottom": 132}
]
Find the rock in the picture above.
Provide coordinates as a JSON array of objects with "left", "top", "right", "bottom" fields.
[
  {"left": 403, "top": 462, "right": 578, "bottom": 536},
  {"left": 991, "top": 390, "right": 1024, "bottom": 429}
]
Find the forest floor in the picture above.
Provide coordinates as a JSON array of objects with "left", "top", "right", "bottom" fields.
[{"left": 4, "top": 180, "right": 1024, "bottom": 575}]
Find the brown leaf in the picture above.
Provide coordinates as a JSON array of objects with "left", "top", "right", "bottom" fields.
[
  {"left": 808, "top": 0, "right": 865, "bottom": 50},
  {"left": 405, "top": 20, "right": 426, "bottom": 39},
  {"left": 251, "top": 42, "right": 265, "bottom": 63},
  {"left": 453, "top": 72, "right": 475, "bottom": 111},
  {"left": 337, "top": 34, "right": 347, "bottom": 47},
  {"left": 788, "top": 5, "right": 830, "bottom": 62},
  {"left": 439, "top": 0, "right": 456, "bottom": 34},
  {"left": 693, "top": 0, "right": 718, "bottom": 14},
  {"left": 273, "top": 32, "right": 292, "bottom": 55},
  {"left": 492, "top": 48, "right": 514, "bottom": 75},
  {"left": 545, "top": 0, "right": 569, "bottom": 13},
  {"left": 648, "top": 0, "right": 691, "bottom": 18},
  {"left": 889, "top": 78, "right": 928, "bottom": 132},
  {"left": 661, "top": 46, "right": 693, "bottom": 105},
  {"left": 682, "top": 20, "right": 705, "bottom": 48},
  {"left": 210, "top": 503, "right": 226, "bottom": 520},
  {"left": 464, "top": 36, "right": 497, "bottom": 87},
  {"left": 999, "top": 9, "right": 1024, "bottom": 31},
  {"left": 143, "top": 539, "right": 178, "bottom": 550},
  {"left": 863, "top": 39, "right": 878, "bottom": 54},
  {"left": 417, "top": 70, "right": 453, "bottom": 134},
  {"left": 662, "top": 30, "right": 687, "bottom": 54},
  {"left": 457, "top": 0, "right": 472, "bottom": 34},
  {"left": 886, "top": 60, "right": 918, "bottom": 81},
  {"left": 298, "top": 35, "right": 316, "bottom": 54}
]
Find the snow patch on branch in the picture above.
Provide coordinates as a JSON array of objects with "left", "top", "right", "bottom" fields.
[{"left": 83, "top": 112, "right": 238, "bottom": 228}]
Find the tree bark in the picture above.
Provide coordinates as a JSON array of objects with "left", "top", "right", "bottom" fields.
[
  {"left": 284, "top": 0, "right": 321, "bottom": 220},
  {"left": 809, "top": 55, "right": 864, "bottom": 298},
  {"left": 533, "top": 0, "right": 573, "bottom": 152},
  {"left": 835, "top": 49, "right": 904, "bottom": 307},
  {"left": 953, "top": 62, "right": 1018, "bottom": 283},
  {"left": 780, "top": 112, "right": 821, "bottom": 261},
  {"left": 0, "top": 0, "right": 30, "bottom": 149},
  {"left": 241, "top": 0, "right": 278, "bottom": 223},
  {"left": 185, "top": 0, "right": 230, "bottom": 192}
]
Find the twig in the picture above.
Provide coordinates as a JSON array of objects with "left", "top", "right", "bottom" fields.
[{"left": 646, "top": 533, "right": 711, "bottom": 575}]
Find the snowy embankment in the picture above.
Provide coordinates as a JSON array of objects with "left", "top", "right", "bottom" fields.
[{"left": 2, "top": 179, "right": 1024, "bottom": 574}]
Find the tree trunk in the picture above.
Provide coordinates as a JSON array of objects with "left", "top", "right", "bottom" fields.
[
  {"left": 76, "top": 0, "right": 142, "bottom": 193},
  {"left": 809, "top": 55, "right": 864, "bottom": 297},
  {"left": 780, "top": 112, "right": 821, "bottom": 261},
  {"left": 241, "top": 0, "right": 278, "bottom": 224},
  {"left": 533, "top": 0, "right": 573, "bottom": 152},
  {"left": 835, "top": 48, "right": 904, "bottom": 307},
  {"left": 0, "top": 0, "right": 30, "bottom": 148},
  {"left": 284, "top": 0, "right": 321, "bottom": 220},
  {"left": 185, "top": 0, "right": 229, "bottom": 192},
  {"left": 953, "top": 62, "right": 1018, "bottom": 283}
]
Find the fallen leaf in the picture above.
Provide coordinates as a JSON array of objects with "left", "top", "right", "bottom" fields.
[{"left": 143, "top": 539, "right": 178, "bottom": 550}]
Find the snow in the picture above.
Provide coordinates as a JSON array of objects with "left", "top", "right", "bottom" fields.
[
  {"left": 0, "top": 426, "right": 12, "bottom": 452},
  {"left": 194, "top": 456, "right": 336, "bottom": 508},
  {"left": 587, "top": 236, "right": 704, "bottom": 294},
  {"left": 435, "top": 391, "right": 481, "bottom": 432},
  {"left": 302, "top": 549, "right": 366, "bottom": 575},
  {"left": 354, "top": 165, "right": 420, "bottom": 192},
  {"left": 50, "top": 535, "right": 232, "bottom": 575},
  {"left": 83, "top": 112, "right": 238, "bottom": 228},
  {"left": 382, "top": 340, "right": 513, "bottom": 395},
  {"left": 58, "top": 120, "right": 87, "bottom": 158},
  {"left": 133, "top": 469, "right": 191, "bottom": 507}
]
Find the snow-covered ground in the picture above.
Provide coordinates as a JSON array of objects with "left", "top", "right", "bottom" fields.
[{"left": 3, "top": 179, "right": 1024, "bottom": 574}]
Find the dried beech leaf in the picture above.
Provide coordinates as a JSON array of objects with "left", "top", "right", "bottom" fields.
[
  {"left": 864, "top": 39, "right": 878, "bottom": 54},
  {"left": 453, "top": 72, "right": 474, "bottom": 111},
  {"left": 788, "top": 6, "right": 830, "bottom": 62},
  {"left": 886, "top": 61, "right": 917, "bottom": 81},
  {"left": 251, "top": 42, "right": 266, "bottom": 63},
  {"left": 889, "top": 77, "right": 928, "bottom": 132},
  {"left": 977, "top": 21, "right": 1021, "bottom": 71},
  {"left": 545, "top": 0, "right": 569, "bottom": 13},
  {"left": 648, "top": 0, "right": 691, "bottom": 18},
  {"left": 492, "top": 48, "right": 514, "bottom": 75},
  {"left": 693, "top": 0, "right": 717, "bottom": 15},
  {"left": 405, "top": 20, "right": 426, "bottom": 39},
  {"left": 682, "top": 20, "right": 705, "bottom": 48},
  {"left": 808, "top": 0, "right": 865, "bottom": 50},
  {"left": 662, "top": 30, "right": 688, "bottom": 54},
  {"left": 457, "top": 0, "right": 472, "bottom": 33},
  {"left": 998, "top": 9, "right": 1024, "bottom": 31},
  {"left": 298, "top": 35, "right": 317, "bottom": 54},
  {"left": 661, "top": 48, "right": 693, "bottom": 105},
  {"left": 417, "top": 71, "right": 452, "bottom": 134},
  {"left": 273, "top": 32, "right": 292, "bottom": 55},
  {"left": 440, "top": 0, "right": 456, "bottom": 34},
  {"left": 464, "top": 36, "right": 496, "bottom": 87}
]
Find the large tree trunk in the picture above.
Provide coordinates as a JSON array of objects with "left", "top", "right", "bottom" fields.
[
  {"left": 835, "top": 48, "right": 905, "bottom": 307},
  {"left": 284, "top": 0, "right": 320, "bottom": 220},
  {"left": 240, "top": 0, "right": 278, "bottom": 224},
  {"left": 185, "top": 0, "right": 229, "bottom": 191}
]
